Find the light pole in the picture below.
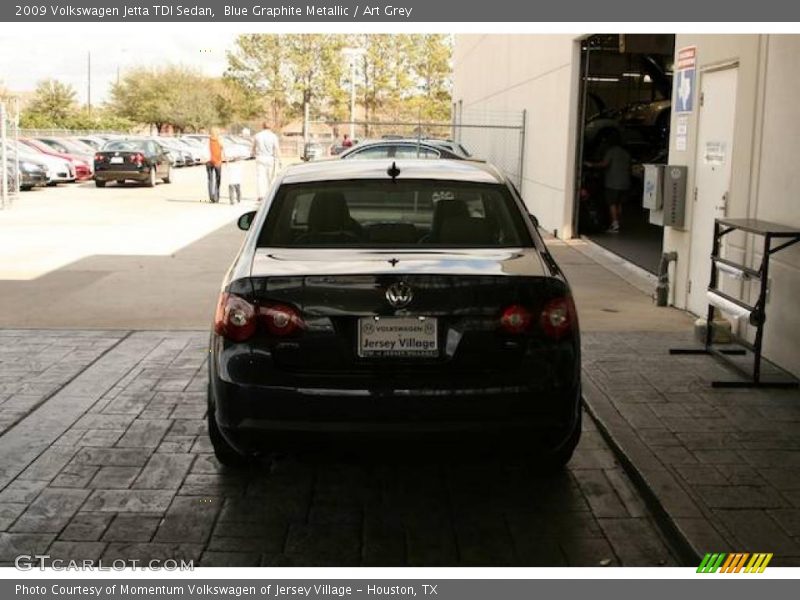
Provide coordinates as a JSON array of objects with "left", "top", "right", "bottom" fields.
[
  {"left": 87, "top": 51, "right": 92, "bottom": 114},
  {"left": 342, "top": 47, "right": 365, "bottom": 140}
]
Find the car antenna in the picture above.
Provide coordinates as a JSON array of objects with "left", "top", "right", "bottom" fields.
[{"left": 387, "top": 161, "right": 400, "bottom": 181}]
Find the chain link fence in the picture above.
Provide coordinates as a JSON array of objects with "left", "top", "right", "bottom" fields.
[
  {"left": 308, "top": 110, "right": 527, "bottom": 188},
  {"left": 1, "top": 100, "right": 21, "bottom": 210},
  {"left": 453, "top": 108, "right": 527, "bottom": 189},
  {"left": 18, "top": 128, "right": 129, "bottom": 138}
]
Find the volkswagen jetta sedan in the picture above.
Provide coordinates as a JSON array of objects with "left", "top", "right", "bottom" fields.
[
  {"left": 94, "top": 139, "right": 171, "bottom": 187},
  {"left": 208, "top": 160, "right": 581, "bottom": 467}
]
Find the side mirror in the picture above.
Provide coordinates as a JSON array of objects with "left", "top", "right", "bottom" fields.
[
  {"left": 528, "top": 213, "right": 539, "bottom": 228},
  {"left": 237, "top": 211, "right": 257, "bottom": 231}
]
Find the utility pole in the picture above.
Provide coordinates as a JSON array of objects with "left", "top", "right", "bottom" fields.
[
  {"left": 349, "top": 57, "right": 357, "bottom": 140},
  {"left": 342, "top": 47, "right": 365, "bottom": 140}
]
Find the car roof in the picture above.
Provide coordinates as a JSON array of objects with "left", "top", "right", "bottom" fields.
[
  {"left": 341, "top": 139, "right": 452, "bottom": 155},
  {"left": 280, "top": 158, "right": 505, "bottom": 185}
]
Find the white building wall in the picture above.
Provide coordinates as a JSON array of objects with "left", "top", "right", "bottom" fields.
[
  {"left": 454, "top": 33, "right": 800, "bottom": 376},
  {"left": 665, "top": 34, "right": 800, "bottom": 376},
  {"left": 453, "top": 35, "right": 580, "bottom": 238}
]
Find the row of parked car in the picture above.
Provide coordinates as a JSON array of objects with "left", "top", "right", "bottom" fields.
[{"left": 2, "top": 132, "right": 255, "bottom": 192}]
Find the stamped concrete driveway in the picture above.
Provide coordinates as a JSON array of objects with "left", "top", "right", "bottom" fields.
[{"left": 0, "top": 330, "right": 678, "bottom": 567}]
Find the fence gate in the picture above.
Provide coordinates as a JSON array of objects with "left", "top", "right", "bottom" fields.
[
  {"left": 1, "top": 99, "right": 21, "bottom": 210},
  {"left": 309, "top": 110, "right": 527, "bottom": 188}
]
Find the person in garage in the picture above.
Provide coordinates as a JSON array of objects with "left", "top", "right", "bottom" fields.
[{"left": 586, "top": 130, "right": 631, "bottom": 233}]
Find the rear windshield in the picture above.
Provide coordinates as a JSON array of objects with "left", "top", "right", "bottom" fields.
[
  {"left": 257, "top": 180, "right": 533, "bottom": 248},
  {"left": 103, "top": 140, "right": 147, "bottom": 152}
]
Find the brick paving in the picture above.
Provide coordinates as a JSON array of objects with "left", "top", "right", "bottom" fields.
[
  {"left": 0, "top": 330, "right": 677, "bottom": 567},
  {"left": 0, "top": 331, "right": 127, "bottom": 436},
  {"left": 583, "top": 331, "right": 800, "bottom": 566}
]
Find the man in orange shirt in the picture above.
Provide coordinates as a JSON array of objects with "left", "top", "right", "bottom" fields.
[{"left": 206, "top": 129, "right": 224, "bottom": 203}]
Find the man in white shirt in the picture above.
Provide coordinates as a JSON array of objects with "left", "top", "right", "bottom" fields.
[{"left": 252, "top": 121, "right": 281, "bottom": 202}]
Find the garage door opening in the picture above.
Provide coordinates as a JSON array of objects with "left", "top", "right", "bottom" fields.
[{"left": 574, "top": 34, "right": 675, "bottom": 274}]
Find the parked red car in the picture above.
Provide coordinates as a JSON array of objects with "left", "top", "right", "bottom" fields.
[{"left": 19, "top": 138, "right": 93, "bottom": 180}]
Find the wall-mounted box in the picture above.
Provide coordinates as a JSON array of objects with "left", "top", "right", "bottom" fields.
[
  {"left": 642, "top": 164, "right": 664, "bottom": 210},
  {"left": 663, "top": 165, "right": 688, "bottom": 228}
]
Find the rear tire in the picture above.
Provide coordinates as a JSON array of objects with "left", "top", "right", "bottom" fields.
[
  {"left": 207, "top": 389, "right": 252, "bottom": 468},
  {"left": 95, "top": 180, "right": 106, "bottom": 188},
  {"left": 146, "top": 167, "right": 156, "bottom": 187},
  {"left": 539, "top": 409, "right": 582, "bottom": 471},
  {"left": 162, "top": 166, "right": 171, "bottom": 184}
]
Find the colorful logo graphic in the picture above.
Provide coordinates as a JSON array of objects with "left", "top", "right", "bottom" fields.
[{"left": 697, "top": 553, "right": 773, "bottom": 573}]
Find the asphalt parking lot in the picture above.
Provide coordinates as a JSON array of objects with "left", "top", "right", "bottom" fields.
[
  {"left": 0, "top": 162, "right": 254, "bottom": 328},
  {"left": 0, "top": 165, "right": 682, "bottom": 566}
]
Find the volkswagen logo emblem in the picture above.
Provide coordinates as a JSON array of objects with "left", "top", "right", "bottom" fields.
[{"left": 385, "top": 282, "right": 413, "bottom": 309}]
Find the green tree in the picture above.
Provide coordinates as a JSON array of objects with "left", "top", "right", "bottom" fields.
[
  {"left": 413, "top": 35, "right": 453, "bottom": 122},
  {"left": 214, "top": 76, "right": 260, "bottom": 127},
  {"left": 111, "top": 65, "right": 219, "bottom": 132},
  {"left": 226, "top": 34, "right": 292, "bottom": 127},
  {"left": 227, "top": 34, "right": 346, "bottom": 136},
  {"left": 225, "top": 34, "right": 453, "bottom": 136},
  {"left": 25, "top": 79, "right": 78, "bottom": 125},
  {"left": 286, "top": 34, "right": 346, "bottom": 138}
]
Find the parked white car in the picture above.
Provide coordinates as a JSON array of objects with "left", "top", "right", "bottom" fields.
[
  {"left": 180, "top": 137, "right": 211, "bottom": 163},
  {"left": 3, "top": 140, "right": 74, "bottom": 183}
]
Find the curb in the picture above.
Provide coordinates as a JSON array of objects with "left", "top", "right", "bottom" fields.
[{"left": 581, "top": 374, "right": 734, "bottom": 567}]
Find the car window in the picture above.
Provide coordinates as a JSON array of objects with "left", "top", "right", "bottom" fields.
[
  {"left": 41, "top": 139, "right": 69, "bottom": 153},
  {"left": 257, "top": 180, "right": 532, "bottom": 248},
  {"left": 103, "top": 140, "right": 147, "bottom": 152},
  {"left": 346, "top": 146, "right": 392, "bottom": 159},
  {"left": 394, "top": 146, "right": 440, "bottom": 159}
]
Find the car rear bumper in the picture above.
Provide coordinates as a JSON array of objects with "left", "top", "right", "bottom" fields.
[
  {"left": 94, "top": 169, "right": 148, "bottom": 182},
  {"left": 209, "top": 372, "right": 581, "bottom": 455}
]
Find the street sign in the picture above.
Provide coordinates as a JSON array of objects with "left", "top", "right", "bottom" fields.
[{"left": 675, "top": 46, "right": 697, "bottom": 114}]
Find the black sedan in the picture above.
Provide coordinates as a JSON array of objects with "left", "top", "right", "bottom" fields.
[
  {"left": 13, "top": 155, "right": 49, "bottom": 190},
  {"left": 93, "top": 139, "right": 172, "bottom": 187},
  {"left": 208, "top": 160, "right": 581, "bottom": 468},
  {"left": 339, "top": 139, "right": 467, "bottom": 160}
]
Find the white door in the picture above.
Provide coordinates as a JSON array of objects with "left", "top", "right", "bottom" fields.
[{"left": 687, "top": 66, "right": 739, "bottom": 316}]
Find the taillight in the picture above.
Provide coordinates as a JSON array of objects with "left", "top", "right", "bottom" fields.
[
  {"left": 214, "top": 293, "right": 256, "bottom": 342},
  {"left": 132, "top": 153, "right": 144, "bottom": 165},
  {"left": 94, "top": 153, "right": 105, "bottom": 162},
  {"left": 259, "top": 303, "right": 303, "bottom": 336},
  {"left": 540, "top": 296, "right": 576, "bottom": 340},
  {"left": 499, "top": 304, "right": 533, "bottom": 335}
]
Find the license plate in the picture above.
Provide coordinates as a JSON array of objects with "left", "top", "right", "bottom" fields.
[
  {"left": 358, "top": 316, "right": 438, "bottom": 358},
  {"left": 110, "top": 156, "right": 123, "bottom": 164}
]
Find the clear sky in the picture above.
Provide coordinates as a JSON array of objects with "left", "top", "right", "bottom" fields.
[{"left": 0, "top": 30, "right": 234, "bottom": 105}]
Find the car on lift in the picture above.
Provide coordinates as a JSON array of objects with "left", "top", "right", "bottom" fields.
[
  {"left": 93, "top": 139, "right": 172, "bottom": 187},
  {"left": 207, "top": 159, "right": 582, "bottom": 468}
]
